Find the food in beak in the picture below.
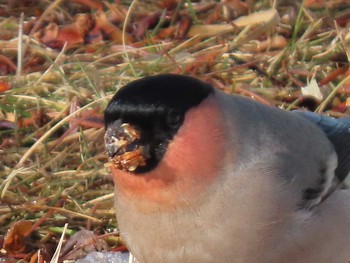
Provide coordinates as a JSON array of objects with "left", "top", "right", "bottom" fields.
[{"left": 105, "top": 121, "right": 147, "bottom": 172}]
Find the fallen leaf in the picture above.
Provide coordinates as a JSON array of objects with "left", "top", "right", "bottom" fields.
[
  {"left": 3, "top": 221, "right": 33, "bottom": 254},
  {"left": 0, "top": 54, "right": 16, "bottom": 75},
  {"left": 221, "top": 0, "right": 249, "bottom": 19},
  {"left": 158, "top": 0, "right": 180, "bottom": 10},
  {"left": 41, "top": 14, "right": 95, "bottom": 49},
  {"left": 95, "top": 11, "right": 126, "bottom": 43},
  {"left": 0, "top": 81, "right": 10, "bottom": 92},
  {"left": 71, "top": 0, "right": 103, "bottom": 10},
  {"left": 61, "top": 229, "right": 109, "bottom": 260},
  {"left": 187, "top": 8, "right": 280, "bottom": 38},
  {"left": 305, "top": 0, "right": 350, "bottom": 9},
  {"left": 301, "top": 78, "right": 323, "bottom": 101}
]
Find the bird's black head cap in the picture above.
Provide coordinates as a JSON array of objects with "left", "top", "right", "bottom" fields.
[{"left": 104, "top": 74, "right": 214, "bottom": 173}]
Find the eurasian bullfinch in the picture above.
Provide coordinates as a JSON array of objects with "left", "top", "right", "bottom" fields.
[{"left": 104, "top": 74, "right": 350, "bottom": 263}]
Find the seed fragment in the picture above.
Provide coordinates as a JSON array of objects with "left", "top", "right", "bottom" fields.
[
  {"left": 105, "top": 121, "right": 147, "bottom": 172},
  {"left": 112, "top": 148, "right": 147, "bottom": 172}
]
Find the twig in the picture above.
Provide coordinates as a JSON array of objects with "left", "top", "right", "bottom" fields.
[
  {"left": 122, "top": 0, "right": 138, "bottom": 76},
  {"left": 50, "top": 223, "right": 68, "bottom": 263},
  {"left": 16, "top": 12, "right": 24, "bottom": 76}
]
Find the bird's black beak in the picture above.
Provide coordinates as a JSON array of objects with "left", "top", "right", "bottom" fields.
[{"left": 105, "top": 120, "right": 148, "bottom": 172}]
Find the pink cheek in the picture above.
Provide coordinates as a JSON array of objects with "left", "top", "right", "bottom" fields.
[
  {"left": 164, "top": 100, "right": 225, "bottom": 183},
  {"left": 110, "top": 95, "right": 227, "bottom": 208}
]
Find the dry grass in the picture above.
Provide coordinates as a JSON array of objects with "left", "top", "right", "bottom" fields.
[{"left": 0, "top": 0, "right": 349, "bottom": 261}]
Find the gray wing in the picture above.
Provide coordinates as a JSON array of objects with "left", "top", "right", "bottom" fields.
[{"left": 293, "top": 111, "right": 350, "bottom": 194}]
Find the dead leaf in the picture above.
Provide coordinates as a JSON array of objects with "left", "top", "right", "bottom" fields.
[
  {"left": 0, "top": 81, "right": 10, "bottom": 92},
  {"left": 187, "top": 8, "right": 280, "bottom": 38},
  {"left": 158, "top": 0, "right": 180, "bottom": 10},
  {"left": 3, "top": 221, "right": 33, "bottom": 254},
  {"left": 221, "top": 0, "right": 249, "bottom": 19},
  {"left": 95, "top": 11, "right": 126, "bottom": 43},
  {"left": 346, "top": 97, "right": 350, "bottom": 107},
  {"left": 61, "top": 229, "right": 108, "bottom": 260},
  {"left": 241, "top": 35, "right": 288, "bottom": 52},
  {"left": 40, "top": 23, "right": 59, "bottom": 47},
  {"left": 132, "top": 12, "right": 161, "bottom": 39},
  {"left": 71, "top": 0, "right": 103, "bottom": 10},
  {"left": 305, "top": 0, "right": 350, "bottom": 9},
  {"left": 175, "top": 16, "right": 192, "bottom": 38},
  {"left": 41, "top": 14, "right": 95, "bottom": 49},
  {"left": 301, "top": 78, "right": 323, "bottom": 101},
  {"left": 319, "top": 66, "right": 349, "bottom": 86},
  {"left": 0, "top": 54, "right": 16, "bottom": 75}
]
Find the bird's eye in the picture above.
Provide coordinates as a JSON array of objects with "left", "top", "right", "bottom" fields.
[{"left": 166, "top": 110, "right": 183, "bottom": 128}]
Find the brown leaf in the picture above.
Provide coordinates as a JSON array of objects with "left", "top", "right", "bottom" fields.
[
  {"left": 3, "top": 221, "right": 33, "bottom": 254},
  {"left": 221, "top": 0, "right": 249, "bottom": 19},
  {"left": 40, "top": 23, "right": 59, "bottom": 47},
  {"left": 95, "top": 11, "right": 126, "bottom": 43},
  {"left": 18, "top": 110, "right": 50, "bottom": 130},
  {"left": 61, "top": 229, "right": 108, "bottom": 260},
  {"left": 319, "top": 65, "right": 349, "bottom": 86},
  {"left": 0, "top": 81, "right": 10, "bottom": 92},
  {"left": 132, "top": 12, "right": 161, "bottom": 39},
  {"left": 175, "top": 16, "right": 192, "bottom": 38},
  {"left": 70, "top": 0, "right": 103, "bottom": 10},
  {"left": 56, "top": 25, "right": 85, "bottom": 48},
  {"left": 158, "top": 0, "right": 180, "bottom": 10},
  {"left": 41, "top": 14, "right": 95, "bottom": 49},
  {"left": 305, "top": 0, "right": 350, "bottom": 9},
  {"left": 157, "top": 26, "right": 177, "bottom": 39},
  {"left": 188, "top": 9, "right": 280, "bottom": 38},
  {"left": 0, "top": 54, "right": 16, "bottom": 75}
]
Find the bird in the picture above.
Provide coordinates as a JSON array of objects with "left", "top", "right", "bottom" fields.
[{"left": 104, "top": 74, "right": 350, "bottom": 263}]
